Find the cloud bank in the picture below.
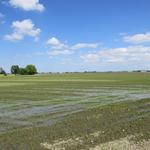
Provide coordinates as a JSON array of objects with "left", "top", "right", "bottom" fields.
[
  {"left": 123, "top": 32, "right": 150, "bottom": 44},
  {"left": 9, "top": 0, "right": 45, "bottom": 12},
  {"left": 81, "top": 45, "right": 150, "bottom": 65},
  {"left": 4, "top": 19, "right": 41, "bottom": 41},
  {"left": 46, "top": 37, "right": 99, "bottom": 56}
]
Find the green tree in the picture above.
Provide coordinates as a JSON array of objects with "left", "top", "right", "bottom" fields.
[
  {"left": 25, "top": 65, "right": 37, "bottom": 75},
  {"left": 19, "top": 68, "right": 27, "bottom": 75},
  {"left": 0, "top": 67, "right": 3, "bottom": 74},
  {"left": 0, "top": 67, "right": 7, "bottom": 76},
  {"left": 11, "top": 65, "right": 20, "bottom": 75}
]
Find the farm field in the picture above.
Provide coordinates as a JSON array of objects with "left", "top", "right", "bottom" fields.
[{"left": 0, "top": 72, "right": 150, "bottom": 150}]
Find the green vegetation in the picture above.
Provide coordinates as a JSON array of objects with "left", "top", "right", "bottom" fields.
[
  {"left": 19, "top": 67, "right": 28, "bottom": 75},
  {"left": 25, "top": 65, "right": 37, "bottom": 75},
  {"left": 11, "top": 64, "right": 37, "bottom": 75},
  {"left": 11, "top": 65, "right": 20, "bottom": 75},
  {"left": 0, "top": 72, "right": 149, "bottom": 149},
  {"left": 0, "top": 67, "right": 7, "bottom": 76}
]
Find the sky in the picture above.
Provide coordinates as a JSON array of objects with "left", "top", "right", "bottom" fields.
[{"left": 0, "top": 0, "right": 150, "bottom": 72}]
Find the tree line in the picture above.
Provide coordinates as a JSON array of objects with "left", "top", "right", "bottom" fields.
[
  {"left": 0, "top": 67, "right": 7, "bottom": 76},
  {"left": 0, "top": 65, "right": 37, "bottom": 76}
]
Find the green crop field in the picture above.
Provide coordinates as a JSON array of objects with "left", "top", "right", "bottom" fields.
[{"left": 0, "top": 73, "right": 150, "bottom": 150}]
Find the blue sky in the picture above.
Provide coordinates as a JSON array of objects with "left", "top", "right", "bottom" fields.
[{"left": 0, "top": 0, "right": 150, "bottom": 72}]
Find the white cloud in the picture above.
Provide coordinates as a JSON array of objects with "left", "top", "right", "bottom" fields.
[
  {"left": 46, "top": 37, "right": 67, "bottom": 50},
  {"left": 46, "top": 37, "right": 61, "bottom": 46},
  {"left": 4, "top": 19, "right": 41, "bottom": 41},
  {"left": 46, "top": 37, "right": 99, "bottom": 56},
  {"left": 81, "top": 53, "right": 100, "bottom": 63},
  {"left": 5, "top": 32, "right": 23, "bottom": 41},
  {"left": 123, "top": 32, "right": 150, "bottom": 44},
  {"left": 9, "top": 0, "right": 45, "bottom": 12},
  {"left": 47, "top": 50, "right": 73, "bottom": 56},
  {"left": 71, "top": 43, "right": 98, "bottom": 50},
  {"left": 81, "top": 45, "right": 150, "bottom": 64}
]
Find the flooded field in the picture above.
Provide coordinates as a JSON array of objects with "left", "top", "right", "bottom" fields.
[{"left": 0, "top": 73, "right": 150, "bottom": 149}]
